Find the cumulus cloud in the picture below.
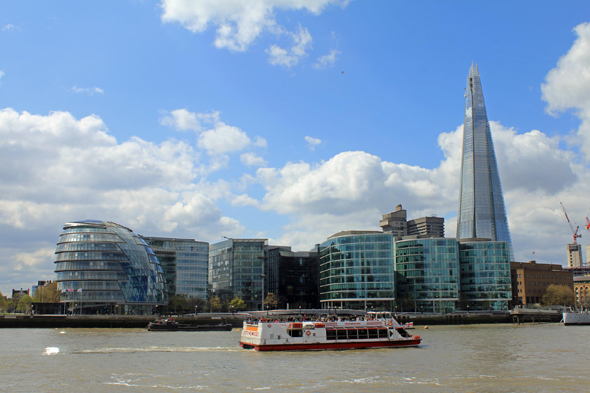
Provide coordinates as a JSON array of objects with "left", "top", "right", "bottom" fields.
[
  {"left": 0, "top": 108, "right": 245, "bottom": 294},
  {"left": 313, "top": 49, "right": 340, "bottom": 69},
  {"left": 71, "top": 86, "right": 104, "bottom": 96},
  {"left": 241, "top": 152, "right": 267, "bottom": 167},
  {"left": 2, "top": 24, "right": 14, "bottom": 31},
  {"left": 304, "top": 135, "right": 322, "bottom": 150},
  {"left": 266, "top": 25, "right": 313, "bottom": 67},
  {"left": 253, "top": 121, "right": 580, "bottom": 262},
  {"left": 542, "top": 22, "right": 590, "bottom": 159},
  {"left": 161, "top": 109, "right": 267, "bottom": 155},
  {"left": 161, "top": 0, "right": 348, "bottom": 51}
]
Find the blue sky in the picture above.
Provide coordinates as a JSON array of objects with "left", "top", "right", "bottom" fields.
[{"left": 2, "top": 0, "right": 590, "bottom": 295}]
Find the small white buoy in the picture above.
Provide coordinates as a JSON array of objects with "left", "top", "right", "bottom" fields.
[
  {"left": 59, "top": 331, "right": 66, "bottom": 334},
  {"left": 44, "top": 347, "right": 60, "bottom": 355}
]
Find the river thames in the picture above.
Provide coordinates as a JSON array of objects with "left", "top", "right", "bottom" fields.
[{"left": 1, "top": 323, "right": 588, "bottom": 392}]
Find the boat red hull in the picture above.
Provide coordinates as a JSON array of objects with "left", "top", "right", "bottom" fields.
[{"left": 240, "top": 339, "right": 421, "bottom": 351}]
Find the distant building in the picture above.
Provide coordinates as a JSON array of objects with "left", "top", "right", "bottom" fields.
[
  {"left": 32, "top": 280, "right": 52, "bottom": 299},
  {"left": 142, "top": 237, "right": 209, "bottom": 300},
  {"left": 12, "top": 288, "right": 29, "bottom": 298},
  {"left": 318, "top": 231, "right": 396, "bottom": 311},
  {"left": 456, "top": 64, "right": 514, "bottom": 260},
  {"left": 574, "top": 276, "right": 590, "bottom": 306},
  {"left": 53, "top": 220, "right": 167, "bottom": 314},
  {"left": 565, "top": 266, "right": 590, "bottom": 277},
  {"left": 511, "top": 260, "right": 573, "bottom": 306},
  {"left": 267, "top": 246, "right": 319, "bottom": 309},
  {"left": 209, "top": 238, "right": 267, "bottom": 310},
  {"left": 380, "top": 204, "right": 445, "bottom": 239},
  {"left": 567, "top": 243, "right": 583, "bottom": 268}
]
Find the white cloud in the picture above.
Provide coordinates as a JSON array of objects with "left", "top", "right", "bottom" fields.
[
  {"left": 231, "top": 193, "right": 260, "bottom": 207},
  {"left": 253, "top": 121, "right": 580, "bottom": 263},
  {"left": 267, "top": 25, "right": 312, "bottom": 67},
  {"left": 0, "top": 71, "right": 4, "bottom": 79},
  {"left": 2, "top": 24, "right": 14, "bottom": 31},
  {"left": 0, "top": 107, "right": 246, "bottom": 294},
  {"left": 314, "top": 49, "right": 340, "bottom": 69},
  {"left": 241, "top": 152, "right": 267, "bottom": 167},
  {"left": 161, "top": 109, "right": 267, "bottom": 155},
  {"left": 71, "top": 86, "right": 104, "bottom": 96},
  {"left": 542, "top": 22, "right": 590, "bottom": 159},
  {"left": 304, "top": 135, "right": 322, "bottom": 150},
  {"left": 161, "top": 0, "right": 348, "bottom": 51}
]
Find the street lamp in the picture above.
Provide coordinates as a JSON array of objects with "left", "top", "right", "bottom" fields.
[{"left": 194, "top": 305, "right": 198, "bottom": 315}]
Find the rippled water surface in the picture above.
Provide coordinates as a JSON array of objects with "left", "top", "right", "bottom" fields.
[{"left": 1, "top": 323, "right": 589, "bottom": 392}]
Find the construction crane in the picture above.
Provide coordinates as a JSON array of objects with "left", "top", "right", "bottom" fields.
[{"left": 560, "top": 202, "right": 581, "bottom": 244}]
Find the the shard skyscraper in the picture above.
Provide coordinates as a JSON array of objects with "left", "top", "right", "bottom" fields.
[{"left": 457, "top": 64, "right": 514, "bottom": 260}]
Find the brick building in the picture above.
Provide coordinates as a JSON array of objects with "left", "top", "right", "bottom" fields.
[{"left": 511, "top": 261, "right": 573, "bottom": 306}]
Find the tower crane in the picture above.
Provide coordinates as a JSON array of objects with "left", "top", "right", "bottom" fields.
[{"left": 560, "top": 202, "right": 581, "bottom": 244}]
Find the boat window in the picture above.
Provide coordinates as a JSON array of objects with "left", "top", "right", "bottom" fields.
[
  {"left": 288, "top": 329, "right": 303, "bottom": 338},
  {"left": 377, "top": 328, "right": 388, "bottom": 338},
  {"left": 396, "top": 328, "right": 410, "bottom": 337},
  {"left": 336, "top": 329, "right": 348, "bottom": 340},
  {"left": 357, "top": 329, "right": 368, "bottom": 339},
  {"left": 326, "top": 329, "right": 337, "bottom": 340},
  {"left": 348, "top": 329, "right": 358, "bottom": 340},
  {"left": 368, "top": 329, "right": 379, "bottom": 339}
]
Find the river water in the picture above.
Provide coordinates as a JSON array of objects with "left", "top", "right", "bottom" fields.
[{"left": 1, "top": 323, "right": 588, "bottom": 392}]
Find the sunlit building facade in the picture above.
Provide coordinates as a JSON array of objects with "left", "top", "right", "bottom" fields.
[
  {"left": 209, "top": 238, "right": 267, "bottom": 310},
  {"left": 457, "top": 64, "right": 514, "bottom": 259},
  {"left": 142, "top": 237, "right": 209, "bottom": 300},
  {"left": 318, "top": 231, "right": 396, "bottom": 311},
  {"left": 394, "top": 238, "right": 460, "bottom": 313},
  {"left": 54, "top": 220, "right": 167, "bottom": 314},
  {"left": 459, "top": 240, "right": 511, "bottom": 310}
]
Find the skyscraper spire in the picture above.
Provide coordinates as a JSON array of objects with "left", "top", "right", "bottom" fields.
[{"left": 457, "top": 64, "right": 514, "bottom": 259}]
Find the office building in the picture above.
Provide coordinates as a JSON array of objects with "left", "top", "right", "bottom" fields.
[
  {"left": 567, "top": 243, "right": 583, "bottom": 268},
  {"left": 53, "top": 220, "right": 167, "bottom": 314},
  {"left": 511, "top": 261, "right": 573, "bottom": 306},
  {"left": 456, "top": 64, "right": 514, "bottom": 259},
  {"left": 380, "top": 204, "right": 445, "bottom": 239},
  {"left": 318, "top": 231, "right": 396, "bottom": 311},
  {"left": 574, "top": 276, "right": 590, "bottom": 306},
  {"left": 459, "top": 239, "right": 511, "bottom": 310},
  {"left": 395, "top": 238, "right": 460, "bottom": 313},
  {"left": 142, "top": 237, "right": 209, "bottom": 299},
  {"left": 209, "top": 238, "right": 267, "bottom": 310},
  {"left": 267, "top": 246, "right": 319, "bottom": 309}
]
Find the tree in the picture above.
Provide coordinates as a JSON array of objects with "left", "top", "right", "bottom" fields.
[
  {"left": 541, "top": 284, "right": 575, "bottom": 307},
  {"left": 0, "top": 292, "right": 7, "bottom": 313},
  {"left": 229, "top": 296, "right": 247, "bottom": 312},
  {"left": 169, "top": 295, "right": 188, "bottom": 314},
  {"left": 263, "top": 292, "right": 279, "bottom": 310},
  {"left": 208, "top": 296, "right": 222, "bottom": 312},
  {"left": 17, "top": 294, "right": 33, "bottom": 314},
  {"left": 33, "top": 282, "right": 61, "bottom": 303}
]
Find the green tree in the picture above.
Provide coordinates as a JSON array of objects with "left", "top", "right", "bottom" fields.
[
  {"left": 263, "top": 292, "right": 279, "bottom": 310},
  {"left": 33, "top": 282, "right": 61, "bottom": 303},
  {"left": 208, "top": 296, "right": 222, "bottom": 312},
  {"left": 0, "top": 292, "right": 7, "bottom": 313},
  {"left": 541, "top": 284, "right": 575, "bottom": 307},
  {"left": 169, "top": 295, "right": 188, "bottom": 314},
  {"left": 17, "top": 294, "right": 33, "bottom": 314},
  {"left": 228, "top": 296, "right": 247, "bottom": 312}
]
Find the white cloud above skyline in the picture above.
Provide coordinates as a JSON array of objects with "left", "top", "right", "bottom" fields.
[
  {"left": 314, "top": 49, "right": 340, "bottom": 69},
  {"left": 305, "top": 135, "right": 322, "bottom": 150},
  {"left": 71, "top": 86, "right": 104, "bottom": 96}
]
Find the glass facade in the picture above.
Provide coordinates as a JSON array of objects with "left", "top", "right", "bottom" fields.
[
  {"left": 54, "top": 220, "right": 167, "bottom": 314},
  {"left": 457, "top": 64, "right": 514, "bottom": 260},
  {"left": 459, "top": 241, "right": 511, "bottom": 310},
  {"left": 209, "top": 239, "right": 267, "bottom": 310},
  {"left": 318, "top": 232, "right": 395, "bottom": 311},
  {"left": 142, "top": 237, "right": 209, "bottom": 300},
  {"left": 394, "top": 238, "right": 460, "bottom": 313}
]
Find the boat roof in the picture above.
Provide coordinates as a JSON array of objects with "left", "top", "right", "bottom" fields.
[{"left": 248, "top": 309, "right": 368, "bottom": 317}]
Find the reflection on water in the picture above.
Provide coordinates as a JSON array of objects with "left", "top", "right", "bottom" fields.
[{"left": 1, "top": 324, "right": 590, "bottom": 392}]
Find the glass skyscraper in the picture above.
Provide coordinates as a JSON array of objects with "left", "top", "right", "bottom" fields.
[{"left": 457, "top": 63, "right": 514, "bottom": 260}]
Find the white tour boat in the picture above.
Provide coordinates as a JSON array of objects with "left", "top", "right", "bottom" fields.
[
  {"left": 239, "top": 313, "right": 421, "bottom": 351},
  {"left": 562, "top": 310, "right": 590, "bottom": 325}
]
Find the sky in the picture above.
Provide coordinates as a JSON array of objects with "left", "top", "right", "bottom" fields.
[{"left": 2, "top": 1, "right": 590, "bottom": 296}]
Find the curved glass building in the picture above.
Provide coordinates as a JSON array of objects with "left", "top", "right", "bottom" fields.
[
  {"left": 54, "top": 220, "right": 167, "bottom": 314},
  {"left": 319, "top": 231, "right": 395, "bottom": 311},
  {"left": 459, "top": 240, "right": 511, "bottom": 310},
  {"left": 394, "top": 238, "right": 460, "bottom": 313}
]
